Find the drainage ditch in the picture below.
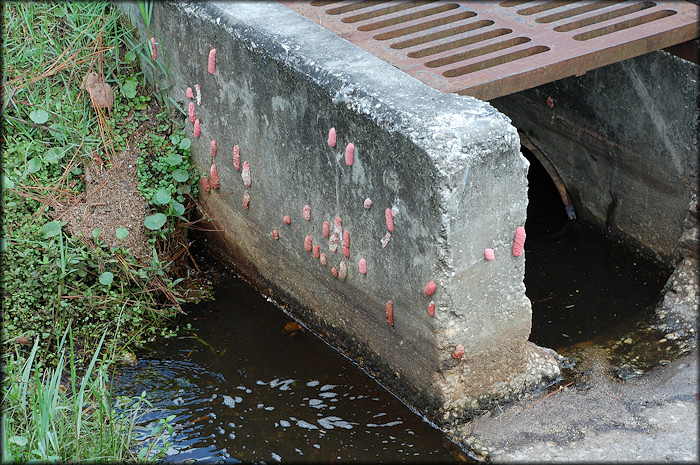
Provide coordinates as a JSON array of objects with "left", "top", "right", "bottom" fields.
[
  {"left": 111, "top": 146, "right": 685, "bottom": 462},
  {"left": 521, "top": 145, "right": 691, "bottom": 380},
  {"left": 113, "top": 258, "right": 474, "bottom": 463}
]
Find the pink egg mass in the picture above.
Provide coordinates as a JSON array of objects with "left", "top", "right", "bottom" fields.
[
  {"left": 345, "top": 143, "right": 354, "bottom": 166},
  {"left": 208, "top": 48, "right": 216, "bottom": 74},
  {"left": 512, "top": 226, "right": 526, "bottom": 257}
]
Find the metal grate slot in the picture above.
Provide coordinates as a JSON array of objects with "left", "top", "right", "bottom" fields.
[
  {"left": 280, "top": 1, "right": 699, "bottom": 100},
  {"left": 407, "top": 27, "right": 512, "bottom": 58},
  {"left": 554, "top": 2, "right": 656, "bottom": 32},
  {"left": 517, "top": 1, "right": 577, "bottom": 16},
  {"left": 355, "top": 4, "right": 461, "bottom": 31},
  {"left": 443, "top": 45, "right": 550, "bottom": 77},
  {"left": 499, "top": 1, "right": 532, "bottom": 7},
  {"left": 573, "top": 9, "right": 677, "bottom": 41},
  {"left": 335, "top": 1, "right": 434, "bottom": 22},
  {"left": 375, "top": 10, "right": 476, "bottom": 41},
  {"left": 536, "top": 0, "right": 626, "bottom": 24},
  {"left": 326, "top": 1, "right": 395, "bottom": 16},
  {"left": 393, "top": 19, "right": 495, "bottom": 50},
  {"left": 425, "top": 36, "right": 530, "bottom": 68},
  {"left": 310, "top": 0, "right": 342, "bottom": 6}
]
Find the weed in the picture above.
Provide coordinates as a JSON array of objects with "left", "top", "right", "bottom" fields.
[{"left": 1, "top": 325, "right": 173, "bottom": 462}]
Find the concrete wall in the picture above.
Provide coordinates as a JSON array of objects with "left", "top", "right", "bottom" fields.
[
  {"left": 491, "top": 50, "right": 699, "bottom": 265},
  {"left": 121, "top": 0, "right": 559, "bottom": 425}
]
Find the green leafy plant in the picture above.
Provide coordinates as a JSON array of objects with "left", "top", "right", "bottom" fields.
[{"left": 1, "top": 326, "right": 173, "bottom": 462}]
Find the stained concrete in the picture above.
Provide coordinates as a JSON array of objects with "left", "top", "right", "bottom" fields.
[
  {"left": 120, "top": 0, "right": 559, "bottom": 427},
  {"left": 457, "top": 347, "right": 698, "bottom": 463},
  {"left": 491, "top": 49, "right": 699, "bottom": 266}
]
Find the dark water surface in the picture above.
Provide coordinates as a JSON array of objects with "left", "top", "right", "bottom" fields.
[
  {"left": 114, "top": 274, "right": 471, "bottom": 463},
  {"left": 523, "top": 148, "right": 671, "bottom": 350}
]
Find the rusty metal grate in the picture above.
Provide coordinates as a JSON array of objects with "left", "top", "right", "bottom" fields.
[{"left": 279, "top": 1, "right": 699, "bottom": 100}]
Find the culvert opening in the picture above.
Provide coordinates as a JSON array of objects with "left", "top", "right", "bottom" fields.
[{"left": 521, "top": 146, "right": 672, "bottom": 350}]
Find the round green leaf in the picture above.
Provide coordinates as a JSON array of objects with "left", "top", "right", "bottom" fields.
[
  {"left": 172, "top": 169, "right": 189, "bottom": 183},
  {"left": 116, "top": 226, "right": 129, "bottom": 240},
  {"left": 42, "top": 221, "right": 61, "bottom": 238},
  {"left": 49, "top": 123, "right": 66, "bottom": 143},
  {"left": 123, "top": 81, "right": 138, "bottom": 99},
  {"left": 9, "top": 435, "right": 28, "bottom": 447},
  {"left": 92, "top": 228, "right": 101, "bottom": 239},
  {"left": 27, "top": 157, "right": 43, "bottom": 174},
  {"left": 171, "top": 201, "right": 185, "bottom": 217},
  {"left": 144, "top": 213, "right": 167, "bottom": 230},
  {"left": 44, "top": 147, "right": 66, "bottom": 164},
  {"left": 124, "top": 50, "right": 136, "bottom": 63},
  {"left": 29, "top": 109, "right": 49, "bottom": 124},
  {"left": 99, "top": 271, "right": 114, "bottom": 286},
  {"left": 164, "top": 153, "right": 183, "bottom": 166},
  {"left": 2, "top": 174, "right": 14, "bottom": 189},
  {"left": 153, "top": 188, "right": 171, "bottom": 205},
  {"left": 178, "top": 138, "right": 192, "bottom": 150}
]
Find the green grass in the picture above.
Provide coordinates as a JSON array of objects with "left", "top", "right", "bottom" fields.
[
  {"left": 2, "top": 1, "right": 207, "bottom": 461},
  {"left": 2, "top": 1, "right": 203, "bottom": 359},
  {"left": 2, "top": 324, "right": 173, "bottom": 463}
]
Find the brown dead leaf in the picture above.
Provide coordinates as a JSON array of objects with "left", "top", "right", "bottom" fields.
[
  {"left": 82, "top": 71, "right": 113, "bottom": 115},
  {"left": 284, "top": 322, "right": 302, "bottom": 333}
]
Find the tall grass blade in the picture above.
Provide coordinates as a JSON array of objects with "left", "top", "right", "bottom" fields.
[{"left": 75, "top": 330, "right": 107, "bottom": 450}]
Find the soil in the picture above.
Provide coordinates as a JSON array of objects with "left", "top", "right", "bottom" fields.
[
  {"left": 58, "top": 150, "right": 150, "bottom": 261},
  {"left": 55, "top": 107, "right": 158, "bottom": 263}
]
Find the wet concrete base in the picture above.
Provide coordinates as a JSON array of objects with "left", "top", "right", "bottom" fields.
[{"left": 451, "top": 347, "right": 698, "bottom": 462}]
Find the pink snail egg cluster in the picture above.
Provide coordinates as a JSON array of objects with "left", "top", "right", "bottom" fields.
[
  {"left": 209, "top": 164, "right": 220, "bottom": 189},
  {"left": 208, "top": 48, "right": 216, "bottom": 74},
  {"left": 233, "top": 146, "right": 240, "bottom": 170},
  {"left": 451, "top": 344, "right": 465, "bottom": 360},
  {"left": 241, "top": 161, "right": 251, "bottom": 188},
  {"left": 512, "top": 227, "right": 526, "bottom": 257},
  {"left": 385, "top": 208, "right": 394, "bottom": 232},
  {"left": 188, "top": 102, "right": 196, "bottom": 123},
  {"left": 358, "top": 258, "right": 367, "bottom": 274},
  {"left": 345, "top": 143, "right": 354, "bottom": 166}
]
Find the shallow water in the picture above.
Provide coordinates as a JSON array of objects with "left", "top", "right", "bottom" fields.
[
  {"left": 113, "top": 275, "right": 472, "bottom": 463},
  {"left": 523, "top": 147, "right": 671, "bottom": 350}
]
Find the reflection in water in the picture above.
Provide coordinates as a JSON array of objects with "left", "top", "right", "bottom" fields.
[{"left": 114, "top": 275, "right": 471, "bottom": 463}]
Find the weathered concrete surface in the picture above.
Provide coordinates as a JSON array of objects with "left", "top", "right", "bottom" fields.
[
  {"left": 456, "top": 347, "right": 698, "bottom": 463},
  {"left": 120, "top": 0, "right": 559, "bottom": 427},
  {"left": 491, "top": 49, "right": 699, "bottom": 265}
]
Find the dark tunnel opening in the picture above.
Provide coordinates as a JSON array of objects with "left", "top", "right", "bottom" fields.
[{"left": 521, "top": 146, "right": 671, "bottom": 350}]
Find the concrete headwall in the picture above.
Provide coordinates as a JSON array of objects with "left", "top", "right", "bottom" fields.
[
  {"left": 492, "top": 50, "right": 699, "bottom": 265},
  {"left": 121, "top": 1, "right": 559, "bottom": 424}
]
